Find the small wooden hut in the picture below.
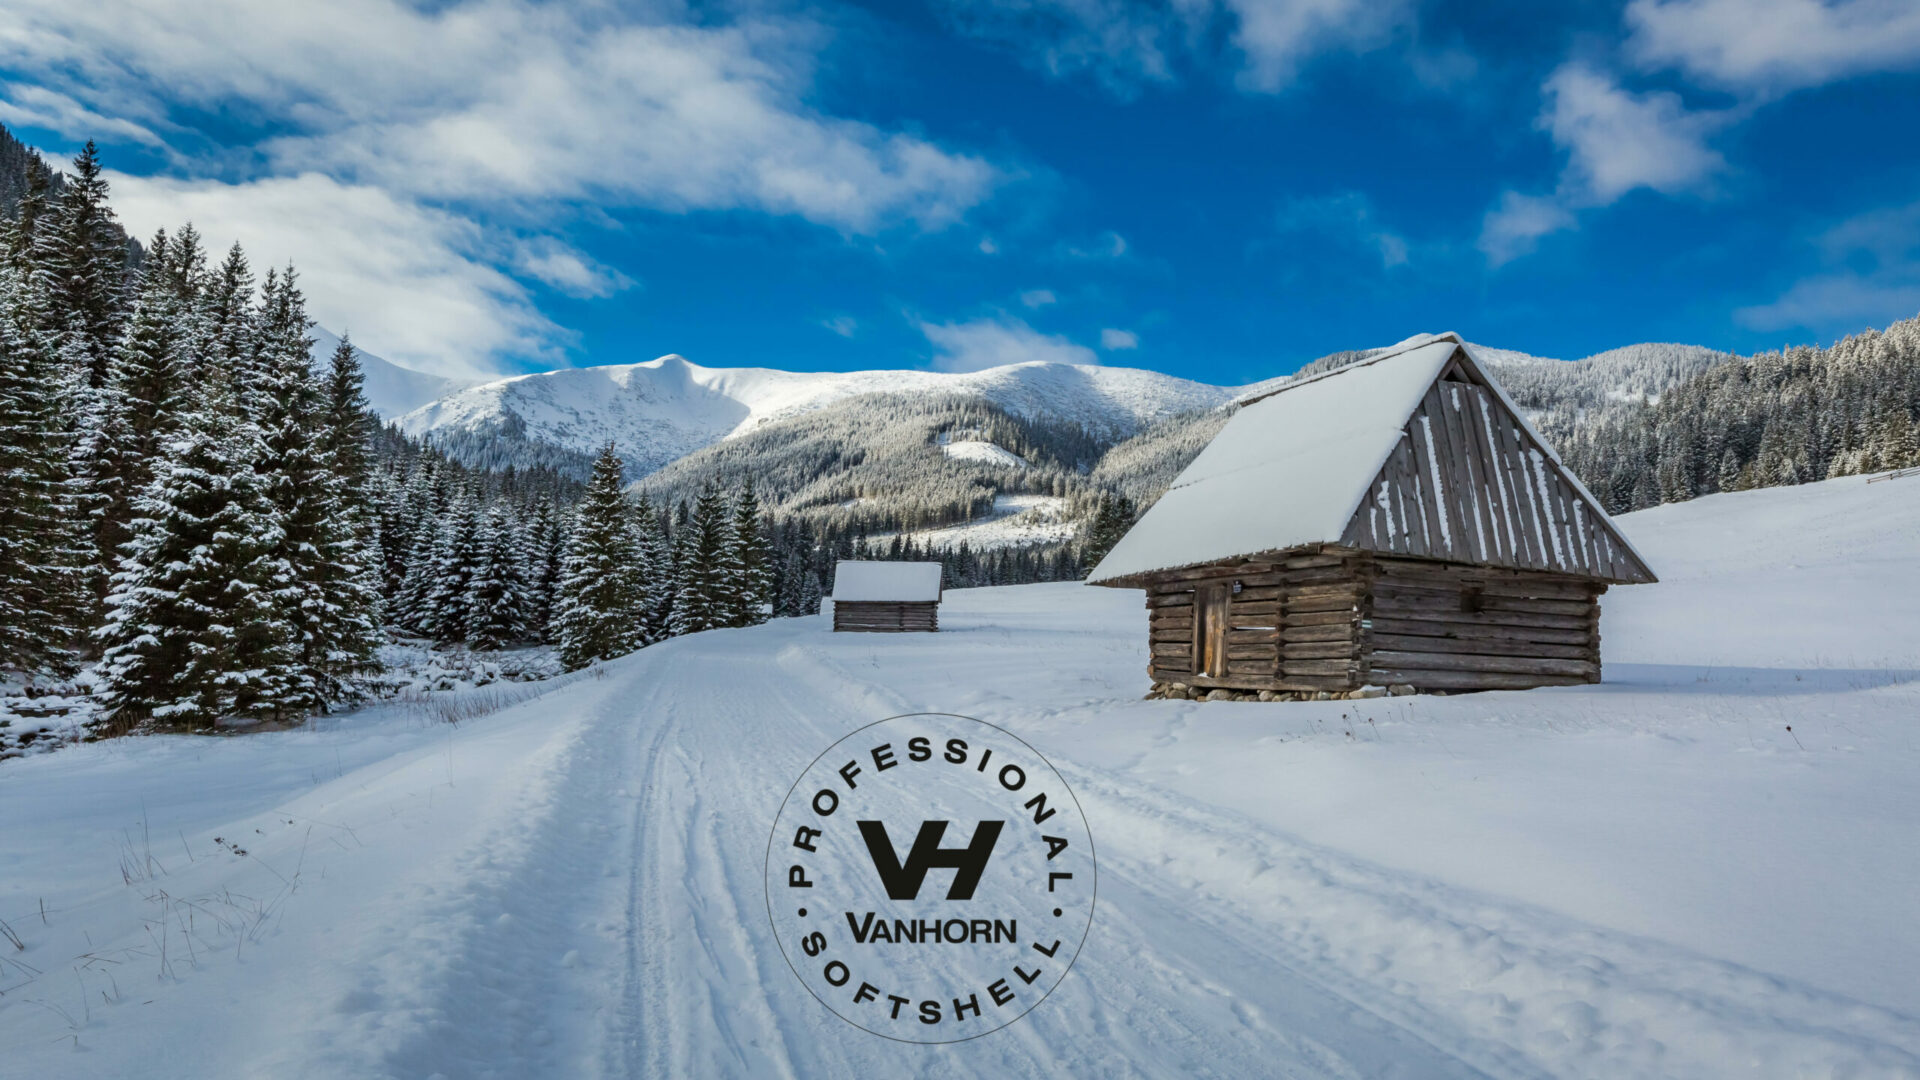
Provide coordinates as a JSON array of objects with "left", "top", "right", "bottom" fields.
[
  {"left": 1087, "top": 333, "right": 1656, "bottom": 696},
  {"left": 830, "top": 561, "right": 943, "bottom": 632}
]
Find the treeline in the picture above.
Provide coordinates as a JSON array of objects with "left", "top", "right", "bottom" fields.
[
  {"left": 376, "top": 442, "right": 779, "bottom": 669},
  {"left": 1551, "top": 315, "right": 1920, "bottom": 512}
]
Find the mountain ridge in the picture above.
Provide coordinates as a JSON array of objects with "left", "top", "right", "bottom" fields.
[{"left": 391, "top": 339, "right": 1729, "bottom": 479}]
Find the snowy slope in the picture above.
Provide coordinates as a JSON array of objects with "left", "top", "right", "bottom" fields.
[
  {"left": 5, "top": 474, "right": 1918, "bottom": 1078},
  {"left": 309, "top": 326, "right": 475, "bottom": 418},
  {"left": 396, "top": 354, "right": 1241, "bottom": 475},
  {"left": 869, "top": 493, "right": 1076, "bottom": 551}
]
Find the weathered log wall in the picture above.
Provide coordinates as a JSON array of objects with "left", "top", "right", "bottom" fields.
[
  {"left": 1141, "top": 548, "right": 1604, "bottom": 693},
  {"left": 1146, "top": 551, "right": 1365, "bottom": 693},
  {"left": 1362, "top": 558, "right": 1601, "bottom": 689},
  {"left": 833, "top": 601, "right": 939, "bottom": 633}
]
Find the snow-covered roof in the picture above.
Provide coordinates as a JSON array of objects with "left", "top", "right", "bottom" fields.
[
  {"left": 1087, "top": 332, "right": 1653, "bottom": 585},
  {"left": 831, "top": 561, "right": 944, "bottom": 603}
]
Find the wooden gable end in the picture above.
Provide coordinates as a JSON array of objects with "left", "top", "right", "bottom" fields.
[{"left": 1339, "top": 351, "right": 1656, "bottom": 584}]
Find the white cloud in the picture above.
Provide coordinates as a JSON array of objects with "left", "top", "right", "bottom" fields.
[
  {"left": 109, "top": 172, "right": 562, "bottom": 380},
  {"left": 1277, "top": 191, "right": 1410, "bottom": 268},
  {"left": 1736, "top": 199, "right": 1920, "bottom": 332},
  {"left": 0, "top": 84, "right": 163, "bottom": 147},
  {"left": 1020, "top": 288, "right": 1059, "bottom": 308},
  {"left": 512, "top": 238, "right": 634, "bottom": 300},
  {"left": 920, "top": 316, "right": 1099, "bottom": 372},
  {"left": 979, "top": 236, "right": 1001, "bottom": 254},
  {"left": 1224, "top": 0, "right": 1409, "bottom": 92},
  {"left": 934, "top": 0, "right": 1408, "bottom": 95},
  {"left": 1100, "top": 327, "right": 1139, "bottom": 349},
  {"left": 1478, "top": 191, "right": 1578, "bottom": 266},
  {"left": 1735, "top": 274, "right": 1920, "bottom": 332},
  {"left": 1627, "top": 0, "right": 1920, "bottom": 94},
  {"left": 821, "top": 315, "right": 859, "bottom": 338},
  {"left": 1541, "top": 63, "right": 1726, "bottom": 204},
  {"left": 1479, "top": 64, "right": 1725, "bottom": 265},
  {"left": 0, "top": 1, "right": 1009, "bottom": 373}
]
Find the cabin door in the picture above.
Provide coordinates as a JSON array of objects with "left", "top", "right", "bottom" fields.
[{"left": 1195, "top": 583, "right": 1230, "bottom": 679}]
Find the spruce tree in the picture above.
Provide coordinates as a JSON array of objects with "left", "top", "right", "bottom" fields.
[
  {"left": 669, "top": 480, "right": 733, "bottom": 636},
  {"left": 420, "top": 492, "right": 483, "bottom": 642},
  {"left": 639, "top": 501, "right": 675, "bottom": 642},
  {"left": 725, "top": 479, "right": 774, "bottom": 627},
  {"left": 81, "top": 230, "right": 188, "bottom": 592},
  {"left": 31, "top": 141, "right": 126, "bottom": 384},
  {"left": 95, "top": 365, "right": 302, "bottom": 728},
  {"left": 465, "top": 504, "right": 529, "bottom": 650},
  {"left": 1079, "top": 491, "right": 1134, "bottom": 573},
  {"left": 0, "top": 256, "right": 84, "bottom": 674},
  {"left": 308, "top": 331, "right": 384, "bottom": 699},
  {"left": 555, "top": 445, "right": 644, "bottom": 668},
  {"left": 523, "top": 497, "right": 567, "bottom": 642}
]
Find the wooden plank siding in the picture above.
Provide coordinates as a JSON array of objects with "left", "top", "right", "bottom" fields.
[
  {"left": 1340, "top": 379, "right": 1654, "bottom": 584},
  {"left": 833, "top": 601, "right": 939, "bottom": 633},
  {"left": 1138, "top": 548, "right": 1604, "bottom": 694}
]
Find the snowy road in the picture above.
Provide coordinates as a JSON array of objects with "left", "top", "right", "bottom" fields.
[{"left": 5, "top": 474, "right": 1920, "bottom": 1077}]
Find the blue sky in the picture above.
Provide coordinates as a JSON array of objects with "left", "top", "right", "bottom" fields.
[{"left": 3, "top": 0, "right": 1919, "bottom": 386}]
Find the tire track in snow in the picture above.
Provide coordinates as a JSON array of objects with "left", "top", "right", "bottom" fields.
[{"left": 1052, "top": 759, "right": 1920, "bottom": 1079}]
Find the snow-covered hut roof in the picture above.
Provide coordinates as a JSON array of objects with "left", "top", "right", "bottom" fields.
[
  {"left": 1086, "top": 332, "right": 1655, "bottom": 585},
  {"left": 831, "top": 561, "right": 944, "bottom": 603}
]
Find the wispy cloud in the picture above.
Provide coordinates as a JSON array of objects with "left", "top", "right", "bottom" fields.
[
  {"left": 512, "top": 237, "right": 634, "bottom": 300},
  {"left": 821, "top": 314, "right": 859, "bottom": 338},
  {"left": 1278, "top": 191, "right": 1411, "bottom": 268},
  {"left": 1627, "top": 0, "right": 1920, "bottom": 95},
  {"left": 1478, "top": 192, "right": 1577, "bottom": 266},
  {"left": 920, "top": 315, "right": 1098, "bottom": 371},
  {"left": 1100, "top": 327, "right": 1139, "bottom": 349},
  {"left": 933, "top": 0, "right": 1412, "bottom": 97},
  {"left": 0, "top": 1, "right": 1010, "bottom": 375},
  {"left": 1062, "top": 230, "right": 1129, "bottom": 259},
  {"left": 1020, "top": 288, "right": 1058, "bottom": 308},
  {"left": 1480, "top": 63, "right": 1727, "bottom": 265},
  {"left": 1736, "top": 199, "right": 1920, "bottom": 333}
]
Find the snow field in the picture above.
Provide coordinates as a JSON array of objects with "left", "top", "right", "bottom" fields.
[{"left": 2, "top": 472, "right": 1918, "bottom": 1077}]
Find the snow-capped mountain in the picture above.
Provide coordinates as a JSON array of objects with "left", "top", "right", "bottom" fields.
[
  {"left": 395, "top": 354, "right": 1244, "bottom": 476},
  {"left": 309, "top": 326, "right": 478, "bottom": 418},
  {"left": 389, "top": 337, "right": 1734, "bottom": 480}
]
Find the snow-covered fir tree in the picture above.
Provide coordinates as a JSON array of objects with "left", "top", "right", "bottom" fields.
[
  {"left": 28, "top": 141, "right": 126, "bottom": 385},
  {"left": 523, "top": 496, "right": 567, "bottom": 643},
  {"left": 1079, "top": 491, "right": 1135, "bottom": 571},
  {"left": 0, "top": 249, "right": 83, "bottom": 674},
  {"left": 635, "top": 496, "right": 674, "bottom": 643},
  {"left": 465, "top": 503, "right": 530, "bottom": 650},
  {"left": 669, "top": 480, "right": 733, "bottom": 636},
  {"left": 95, "top": 367, "right": 303, "bottom": 729},
  {"left": 724, "top": 479, "right": 773, "bottom": 627},
  {"left": 419, "top": 490, "right": 483, "bottom": 643},
  {"left": 79, "top": 229, "right": 190, "bottom": 595},
  {"left": 554, "top": 445, "right": 645, "bottom": 669},
  {"left": 308, "top": 333, "right": 384, "bottom": 701}
]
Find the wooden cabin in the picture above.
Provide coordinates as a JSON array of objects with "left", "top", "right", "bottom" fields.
[
  {"left": 1087, "top": 332, "right": 1656, "bottom": 697},
  {"left": 830, "top": 561, "right": 943, "bottom": 632}
]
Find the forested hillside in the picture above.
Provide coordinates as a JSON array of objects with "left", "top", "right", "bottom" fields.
[{"left": 632, "top": 392, "right": 1102, "bottom": 531}]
